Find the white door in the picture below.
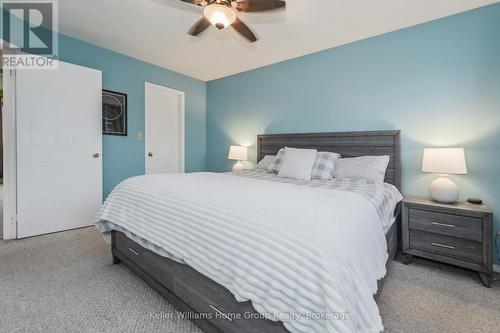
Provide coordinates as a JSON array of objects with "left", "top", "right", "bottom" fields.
[
  {"left": 145, "top": 82, "right": 185, "bottom": 174},
  {"left": 16, "top": 60, "right": 102, "bottom": 238}
]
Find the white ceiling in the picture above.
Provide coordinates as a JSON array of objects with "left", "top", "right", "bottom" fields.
[{"left": 58, "top": 0, "right": 498, "bottom": 81}]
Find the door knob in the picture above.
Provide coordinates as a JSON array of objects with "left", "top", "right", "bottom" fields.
[
  {"left": 148, "top": 152, "right": 153, "bottom": 157},
  {"left": 93, "top": 153, "right": 100, "bottom": 158}
]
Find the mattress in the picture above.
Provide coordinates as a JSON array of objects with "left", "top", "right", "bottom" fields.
[{"left": 96, "top": 171, "right": 402, "bottom": 333}]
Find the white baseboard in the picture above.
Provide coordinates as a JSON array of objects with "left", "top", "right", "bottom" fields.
[{"left": 493, "top": 264, "right": 500, "bottom": 273}]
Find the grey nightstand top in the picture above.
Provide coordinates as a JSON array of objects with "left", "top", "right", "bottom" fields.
[{"left": 403, "top": 196, "right": 492, "bottom": 214}]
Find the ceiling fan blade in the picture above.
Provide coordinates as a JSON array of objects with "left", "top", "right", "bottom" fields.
[
  {"left": 234, "top": 0, "right": 286, "bottom": 12},
  {"left": 188, "top": 17, "right": 211, "bottom": 36},
  {"left": 181, "top": 0, "right": 204, "bottom": 6},
  {"left": 232, "top": 18, "right": 257, "bottom": 42}
]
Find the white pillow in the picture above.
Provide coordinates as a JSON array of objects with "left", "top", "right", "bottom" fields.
[
  {"left": 255, "top": 155, "right": 276, "bottom": 171},
  {"left": 278, "top": 148, "right": 318, "bottom": 181},
  {"left": 334, "top": 156, "right": 390, "bottom": 184}
]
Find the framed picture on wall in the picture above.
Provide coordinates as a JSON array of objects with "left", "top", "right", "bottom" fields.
[{"left": 102, "top": 90, "right": 127, "bottom": 136}]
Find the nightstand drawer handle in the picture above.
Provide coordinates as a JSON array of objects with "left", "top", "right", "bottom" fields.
[
  {"left": 431, "top": 242, "right": 456, "bottom": 250},
  {"left": 128, "top": 248, "right": 140, "bottom": 256},
  {"left": 431, "top": 222, "right": 455, "bottom": 228}
]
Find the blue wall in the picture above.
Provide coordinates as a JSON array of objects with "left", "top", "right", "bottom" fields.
[
  {"left": 57, "top": 35, "right": 206, "bottom": 198},
  {"left": 207, "top": 4, "right": 500, "bottom": 262}
]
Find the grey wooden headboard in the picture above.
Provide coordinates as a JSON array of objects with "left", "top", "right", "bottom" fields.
[{"left": 257, "top": 130, "right": 401, "bottom": 189}]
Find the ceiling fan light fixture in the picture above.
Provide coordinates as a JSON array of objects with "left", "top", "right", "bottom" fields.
[{"left": 203, "top": 4, "right": 236, "bottom": 30}]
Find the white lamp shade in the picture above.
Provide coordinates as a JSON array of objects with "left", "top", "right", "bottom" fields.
[
  {"left": 422, "top": 148, "right": 467, "bottom": 174},
  {"left": 228, "top": 145, "right": 248, "bottom": 161}
]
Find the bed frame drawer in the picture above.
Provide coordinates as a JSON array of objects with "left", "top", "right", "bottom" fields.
[
  {"left": 173, "top": 267, "right": 237, "bottom": 332},
  {"left": 409, "top": 230, "right": 482, "bottom": 264},
  {"left": 113, "top": 232, "right": 177, "bottom": 290},
  {"left": 409, "top": 209, "right": 482, "bottom": 241},
  {"left": 112, "top": 231, "right": 287, "bottom": 333},
  {"left": 173, "top": 264, "right": 288, "bottom": 333}
]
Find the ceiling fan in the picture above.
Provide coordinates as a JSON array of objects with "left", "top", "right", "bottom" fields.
[{"left": 181, "top": 0, "right": 286, "bottom": 43}]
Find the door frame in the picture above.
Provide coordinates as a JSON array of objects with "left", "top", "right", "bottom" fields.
[
  {"left": 144, "top": 82, "right": 185, "bottom": 174},
  {"left": 2, "top": 39, "right": 22, "bottom": 240},
  {"left": 2, "top": 60, "right": 18, "bottom": 240}
]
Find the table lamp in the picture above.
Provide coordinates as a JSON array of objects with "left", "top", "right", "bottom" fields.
[
  {"left": 422, "top": 148, "right": 467, "bottom": 203},
  {"left": 228, "top": 145, "right": 248, "bottom": 171}
]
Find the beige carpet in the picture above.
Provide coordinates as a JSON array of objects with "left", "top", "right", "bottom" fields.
[{"left": 0, "top": 227, "right": 499, "bottom": 333}]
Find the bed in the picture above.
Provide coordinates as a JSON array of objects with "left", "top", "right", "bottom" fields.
[{"left": 96, "top": 130, "right": 402, "bottom": 333}]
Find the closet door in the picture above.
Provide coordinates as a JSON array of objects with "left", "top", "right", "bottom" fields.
[
  {"left": 16, "top": 60, "right": 102, "bottom": 238},
  {"left": 145, "top": 82, "right": 185, "bottom": 175}
]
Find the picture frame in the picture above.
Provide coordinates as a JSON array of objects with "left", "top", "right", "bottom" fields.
[{"left": 102, "top": 90, "right": 127, "bottom": 136}]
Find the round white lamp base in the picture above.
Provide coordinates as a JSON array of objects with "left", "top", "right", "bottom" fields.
[
  {"left": 232, "top": 161, "right": 245, "bottom": 171},
  {"left": 429, "top": 175, "right": 459, "bottom": 203}
]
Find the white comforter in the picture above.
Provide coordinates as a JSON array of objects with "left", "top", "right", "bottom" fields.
[{"left": 96, "top": 172, "right": 392, "bottom": 333}]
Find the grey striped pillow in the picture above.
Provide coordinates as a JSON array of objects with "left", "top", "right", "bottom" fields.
[
  {"left": 311, "top": 152, "right": 340, "bottom": 180},
  {"left": 267, "top": 148, "right": 286, "bottom": 173},
  {"left": 268, "top": 148, "right": 339, "bottom": 179}
]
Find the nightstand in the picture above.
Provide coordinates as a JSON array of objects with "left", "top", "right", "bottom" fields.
[{"left": 402, "top": 197, "right": 493, "bottom": 287}]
